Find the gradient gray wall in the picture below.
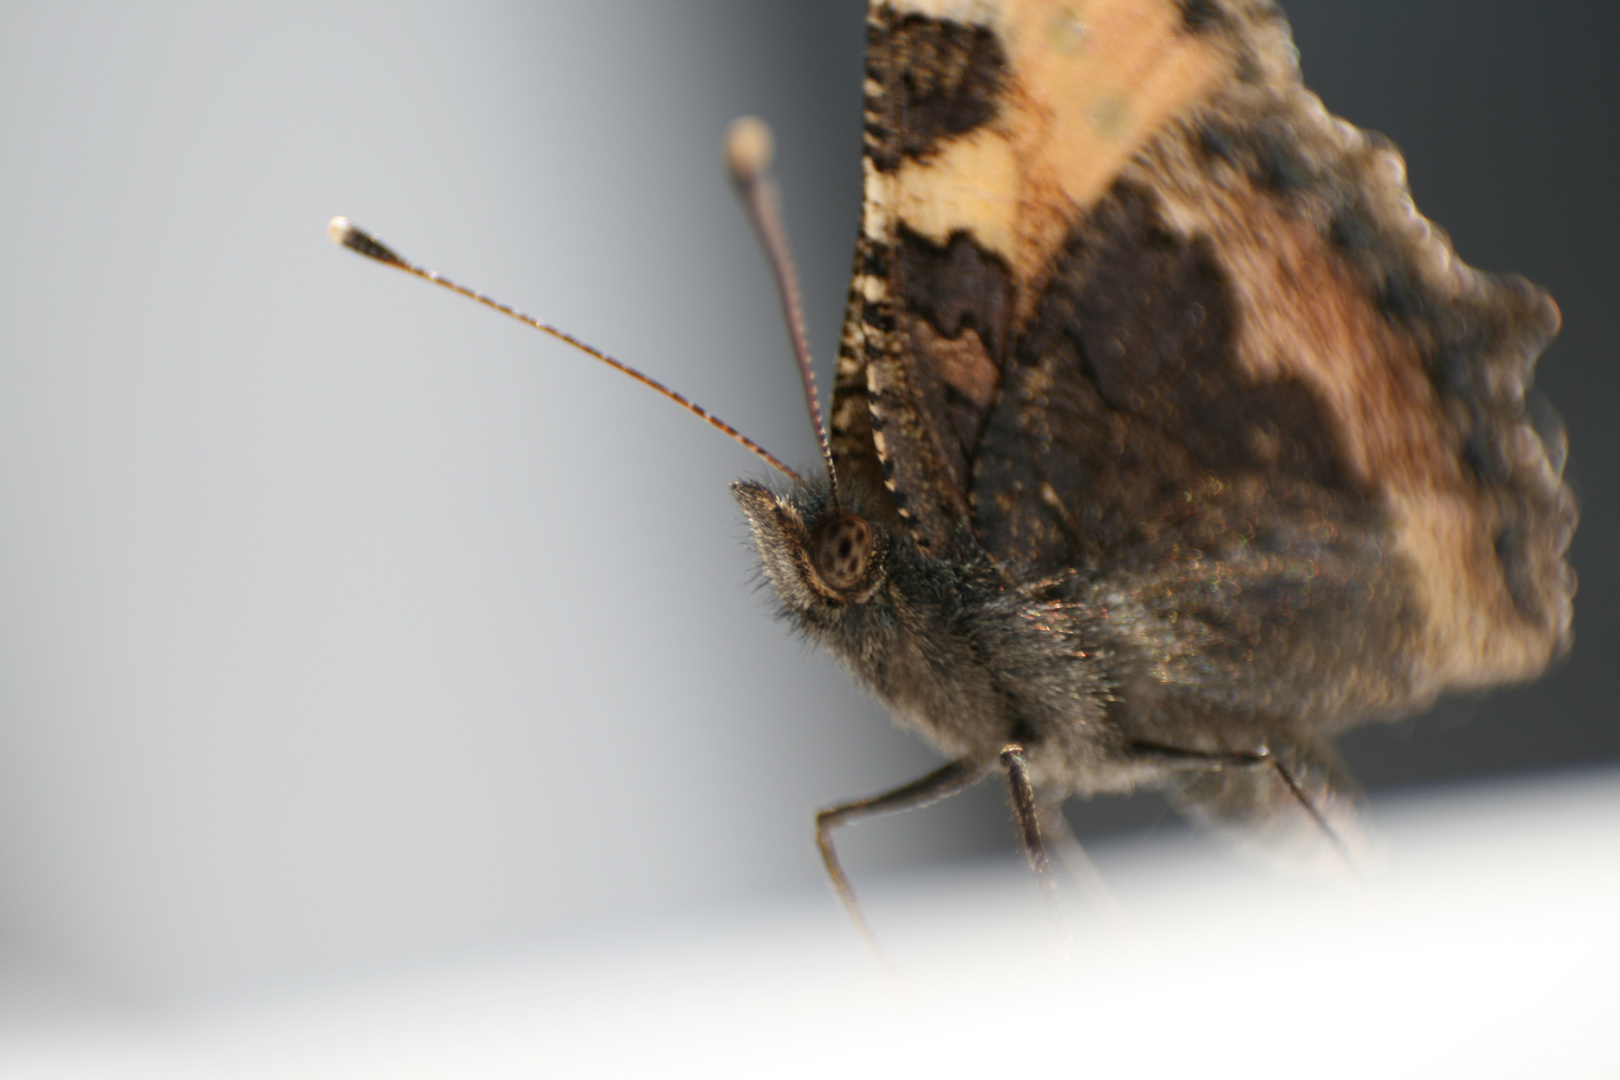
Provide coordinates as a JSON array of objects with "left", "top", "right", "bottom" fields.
[{"left": 0, "top": 1, "right": 1613, "bottom": 1003}]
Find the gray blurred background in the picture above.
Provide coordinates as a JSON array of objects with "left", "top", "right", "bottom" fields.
[{"left": 0, "top": 1, "right": 1613, "bottom": 1006}]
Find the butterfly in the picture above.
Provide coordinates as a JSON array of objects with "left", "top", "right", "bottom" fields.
[
  {"left": 728, "top": 0, "right": 1575, "bottom": 929},
  {"left": 334, "top": 0, "right": 1575, "bottom": 943}
]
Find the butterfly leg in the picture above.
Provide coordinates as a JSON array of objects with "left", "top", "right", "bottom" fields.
[
  {"left": 1124, "top": 738, "right": 1271, "bottom": 770},
  {"left": 1037, "top": 799, "right": 1100, "bottom": 888},
  {"left": 1037, "top": 798, "right": 1137, "bottom": 938},
  {"left": 1000, "top": 744, "right": 1072, "bottom": 959},
  {"left": 1126, "top": 739, "right": 1355, "bottom": 869},
  {"left": 816, "top": 757, "right": 990, "bottom": 958},
  {"left": 1265, "top": 754, "right": 1352, "bottom": 859}
]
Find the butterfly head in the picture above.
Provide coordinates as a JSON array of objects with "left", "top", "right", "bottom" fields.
[{"left": 732, "top": 481, "right": 891, "bottom": 617}]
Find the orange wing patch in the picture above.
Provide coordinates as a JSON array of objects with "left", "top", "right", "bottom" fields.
[{"left": 875, "top": 0, "right": 1228, "bottom": 299}]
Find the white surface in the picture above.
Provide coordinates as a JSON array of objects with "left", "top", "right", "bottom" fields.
[{"left": 2, "top": 770, "right": 1614, "bottom": 1078}]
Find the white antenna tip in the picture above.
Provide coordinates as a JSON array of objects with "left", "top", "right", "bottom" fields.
[
  {"left": 327, "top": 216, "right": 355, "bottom": 246},
  {"left": 725, "top": 116, "right": 774, "bottom": 184}
]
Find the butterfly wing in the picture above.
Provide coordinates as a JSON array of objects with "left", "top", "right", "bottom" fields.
[
  {"left": 831, "top": 0, "right": 1574, "bottom": 837},
  {"left": 835, "top": 0, "right": 1572, "bottom": 717}
]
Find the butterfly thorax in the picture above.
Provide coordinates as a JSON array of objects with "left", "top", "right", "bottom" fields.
[{"left": 735, "top": 478, "right": 1186, "bottom": 794}]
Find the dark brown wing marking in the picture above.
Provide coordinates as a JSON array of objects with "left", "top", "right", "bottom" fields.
[
  {"left": 865, "top": 11, "right": 1008, "bottom": 172},
  {"left": 974, "top": 179, "right": 1365, "bottom": 573},
  {"left": 1175, "top": 0, "right": 1231, "bottom": 35}
]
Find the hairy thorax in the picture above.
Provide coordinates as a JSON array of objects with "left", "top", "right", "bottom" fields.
[{"left": 733, "top": 478, "right": 1155, "bottom": 795}]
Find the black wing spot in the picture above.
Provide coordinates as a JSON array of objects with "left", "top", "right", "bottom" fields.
[
  {"left": 1177, "top": 0, "right": 1230, "bottom": 34},
  {"left": 867, "top": 11, "right": 1007, "bottom": 171}
]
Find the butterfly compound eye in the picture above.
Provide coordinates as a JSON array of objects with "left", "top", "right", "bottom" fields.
[{"left": 811, "top": 512, "right": 874, "bottom": 593}]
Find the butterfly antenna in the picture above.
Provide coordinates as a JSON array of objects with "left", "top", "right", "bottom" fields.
[
  {"left": 725, "top": 117, "right": 839, "bottom": 504},
  {"left": 326, "top": 216, "right": 801, "bottom": 484}
]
